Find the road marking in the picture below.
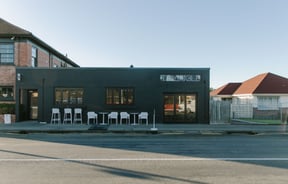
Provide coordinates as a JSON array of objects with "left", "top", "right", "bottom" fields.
[{"left": 1, "top": 158, "right": 288, "bottom": 162}]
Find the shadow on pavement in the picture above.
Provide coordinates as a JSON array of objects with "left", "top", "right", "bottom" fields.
[{"left": 0, "top": 148, "right": 208, "bottom": 184}]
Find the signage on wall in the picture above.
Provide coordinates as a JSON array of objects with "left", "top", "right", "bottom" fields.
[{"left": 160, "top": 74, "right": 201, "bottom": 82}]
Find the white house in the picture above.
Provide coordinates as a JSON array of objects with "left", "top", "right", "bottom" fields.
[{"left": 211, "top": 72, "right": 288, "bottom": 119}]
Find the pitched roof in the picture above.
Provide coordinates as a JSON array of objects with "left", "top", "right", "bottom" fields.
[
  {"left": 211, "top": 72, "right": 288, "bottom": 97},
  {"left": 234, "top": 72, "right": 288, "bottom": 94},
  {"left": 210, "top": 83, "right": 242, "bottom": 96},
  {"left": 0, "top": 18, "right": 31, "bottom": 36},
  {"left": 0, "top": 18, "right": 79, "bottom": 67}
]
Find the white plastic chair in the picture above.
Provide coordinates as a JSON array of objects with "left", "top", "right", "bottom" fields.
[
  {"left": 73, "top": 108, "right": 83, "bottom": 124},
  {"left": 87, "top": 111, "right": 98, "bottom": 125},
  {"left": 50, "top": 108, "right": 61, "bottom": 124},
  {"left": 138, "top": 112, "right": 148, "bottom": 125},
  {"left": 120, "top": 112, "right": 130, "bottom": 125},
  {"left": 108, "top": 112, "right": 118, "bottom": 124},
  {"left": 63, "top": 108, "right": 72, "bottom": 124}
]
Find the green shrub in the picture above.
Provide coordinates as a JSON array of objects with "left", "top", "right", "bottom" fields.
[{"left": 0, "top": 103, "right": 15, "bottom": 114}]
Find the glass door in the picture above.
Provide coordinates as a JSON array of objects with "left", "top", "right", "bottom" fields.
[
  {"left": 164, "top": 94, "right": 196, "bottom": 123},
  {"left": 164, "top": 95, "right": 175, "bottom": 120},
  {"left": 28, "top": 90, "right": 38, "bottom": 120}
]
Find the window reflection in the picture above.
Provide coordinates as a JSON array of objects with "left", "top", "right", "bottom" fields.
[
  {"left": 55, "top": 88, "right": 83, "bottom": 105},
  {"left": 164, "top": 94, "right": 196, "bottom": 122},
  {"left": 106, "top": 88, "right": 134, "bottom": 105}
]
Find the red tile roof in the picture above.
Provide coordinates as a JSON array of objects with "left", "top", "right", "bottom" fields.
[
  {"left": 210, "top": 83, "right": 242, "bottom": 96},
  {"left": 234, "top": 72, "right": 288, "bottom": 94},
  {"left": 211, "top": 72, "right": 288, "bottom": 96}
]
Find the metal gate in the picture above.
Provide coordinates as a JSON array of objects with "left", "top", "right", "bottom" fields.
[{"left": 210, "top": 101, "right": 231, "bottom": 124}]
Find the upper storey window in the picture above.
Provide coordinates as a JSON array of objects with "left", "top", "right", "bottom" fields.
[
  {"left": 31, "top": 47, "right": 38, "bottom": 67},
  {"left": 0, "top": 43, "right": 14, "bottom": 64}
]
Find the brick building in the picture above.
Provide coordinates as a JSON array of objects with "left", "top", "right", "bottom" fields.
[{"left": 0, "top": 18, "right": 79, "bottom": 112}]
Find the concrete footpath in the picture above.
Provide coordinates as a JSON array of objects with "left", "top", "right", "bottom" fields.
[{"left": 0, "top": 121, "right": 287, "bottom": 135}]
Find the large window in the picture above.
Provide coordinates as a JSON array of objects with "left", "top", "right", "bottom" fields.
[
  {"left": 0, "top": 43, "right": 14, "bottom": 64},
  {"left": 164, "top": 94, "right": 196, "bottom": 122},
  {"left": 0, "top": 86, "right": 14, "bottom": 100},
  {"left": 258, "top": 96, "right": 279, "bottom": 110},
  {"left": 55, "top": 88, "right": 83, "bottom": 105},
  {"left": 106, "top": 88, "right": 134, "bottom": 105}
]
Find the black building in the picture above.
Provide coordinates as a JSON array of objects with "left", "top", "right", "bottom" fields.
[{"left": 15, "top": 67, "right": 210, "bottom": 124}]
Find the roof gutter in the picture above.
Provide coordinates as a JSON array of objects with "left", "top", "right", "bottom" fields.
[{"left": 1, "top": 33, "right": 80, "bottom": 67}]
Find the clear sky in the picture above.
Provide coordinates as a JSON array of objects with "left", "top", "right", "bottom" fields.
[{"left": 1, "top": 0, "right": 287, "bottom": 88}]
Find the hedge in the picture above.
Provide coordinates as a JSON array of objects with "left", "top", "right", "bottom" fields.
[{"left": 0, "top": 103, "right": 15, "bottom": 114}]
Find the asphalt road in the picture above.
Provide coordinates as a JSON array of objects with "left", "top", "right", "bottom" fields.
[{"left": 0, "top": 132, "right": 288, "bottom": 184}]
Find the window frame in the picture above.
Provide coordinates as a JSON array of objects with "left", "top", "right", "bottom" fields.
[
  {"left": 106, "top": 87, "right": 134, "bottom": 105},
  {"left": 31, "top": 46, "right": 38, "bottom": 67},
  {"left": 0, "top": 43, "right": 14, "bottom": 64},
  {"left": 0, "top": 86, "right": 14, "bottom": 101},
  {"left": 257, "top": 96, "right": 279, "bottom": 110},
  {"left": 55, "top": 88, "right": 84, "bottom": 105}
]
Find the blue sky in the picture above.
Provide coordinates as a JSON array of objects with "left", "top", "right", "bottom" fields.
[{"left": 1, "top": 0, "right": 287, "bottom": 88}]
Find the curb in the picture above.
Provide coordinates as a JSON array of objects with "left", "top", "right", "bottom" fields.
[
  {"left": 1, "top": 122, "right": 287, "bottom": 135},
  {"left": 2, "top": 129, "right": 285, "bottom": 135}
]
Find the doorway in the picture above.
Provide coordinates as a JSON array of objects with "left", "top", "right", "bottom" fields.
[
  {"left": 28, "top": 90, "right": 38, "bottom": 120},
  {"left": 163, "top": 94, "right": 197, "bottom": 123}
]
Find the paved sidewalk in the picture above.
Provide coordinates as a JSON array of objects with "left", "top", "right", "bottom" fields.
[{"left": 0, "top": 121, "right": 287, "bottom": 134}]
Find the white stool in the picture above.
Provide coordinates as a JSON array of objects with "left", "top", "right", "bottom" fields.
[
  {"left": 50, "top": 108, "right": 61, "bottom": 124},
  {"left": 73, "top": 108, "right": 83, "bottom": 124},
  {"left": 63, "top": 108, "right": 72, "bottom": 124}
]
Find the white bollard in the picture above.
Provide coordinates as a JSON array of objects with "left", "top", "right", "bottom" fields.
[{"left": 150, "top": 109, "right": 158, "bottom": 132}]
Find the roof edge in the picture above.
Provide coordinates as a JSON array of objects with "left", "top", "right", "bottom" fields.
[{"left": 0, "top": 18, "right": 79, "bottom": 67}]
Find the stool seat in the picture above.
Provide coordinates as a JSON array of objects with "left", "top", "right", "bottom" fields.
[
  {"left": 50, "top": 108, "right": 61, "bottom": 124},
  {"left": 73, "top": 108, "right": 83, "bottom": 124},
  {"left": 63, "top": 108, "right": 72, "bottom": 124}
]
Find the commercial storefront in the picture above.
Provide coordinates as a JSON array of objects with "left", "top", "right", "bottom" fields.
[{"left": 15, "top": 67, "right": 210, "bottom": 124}]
